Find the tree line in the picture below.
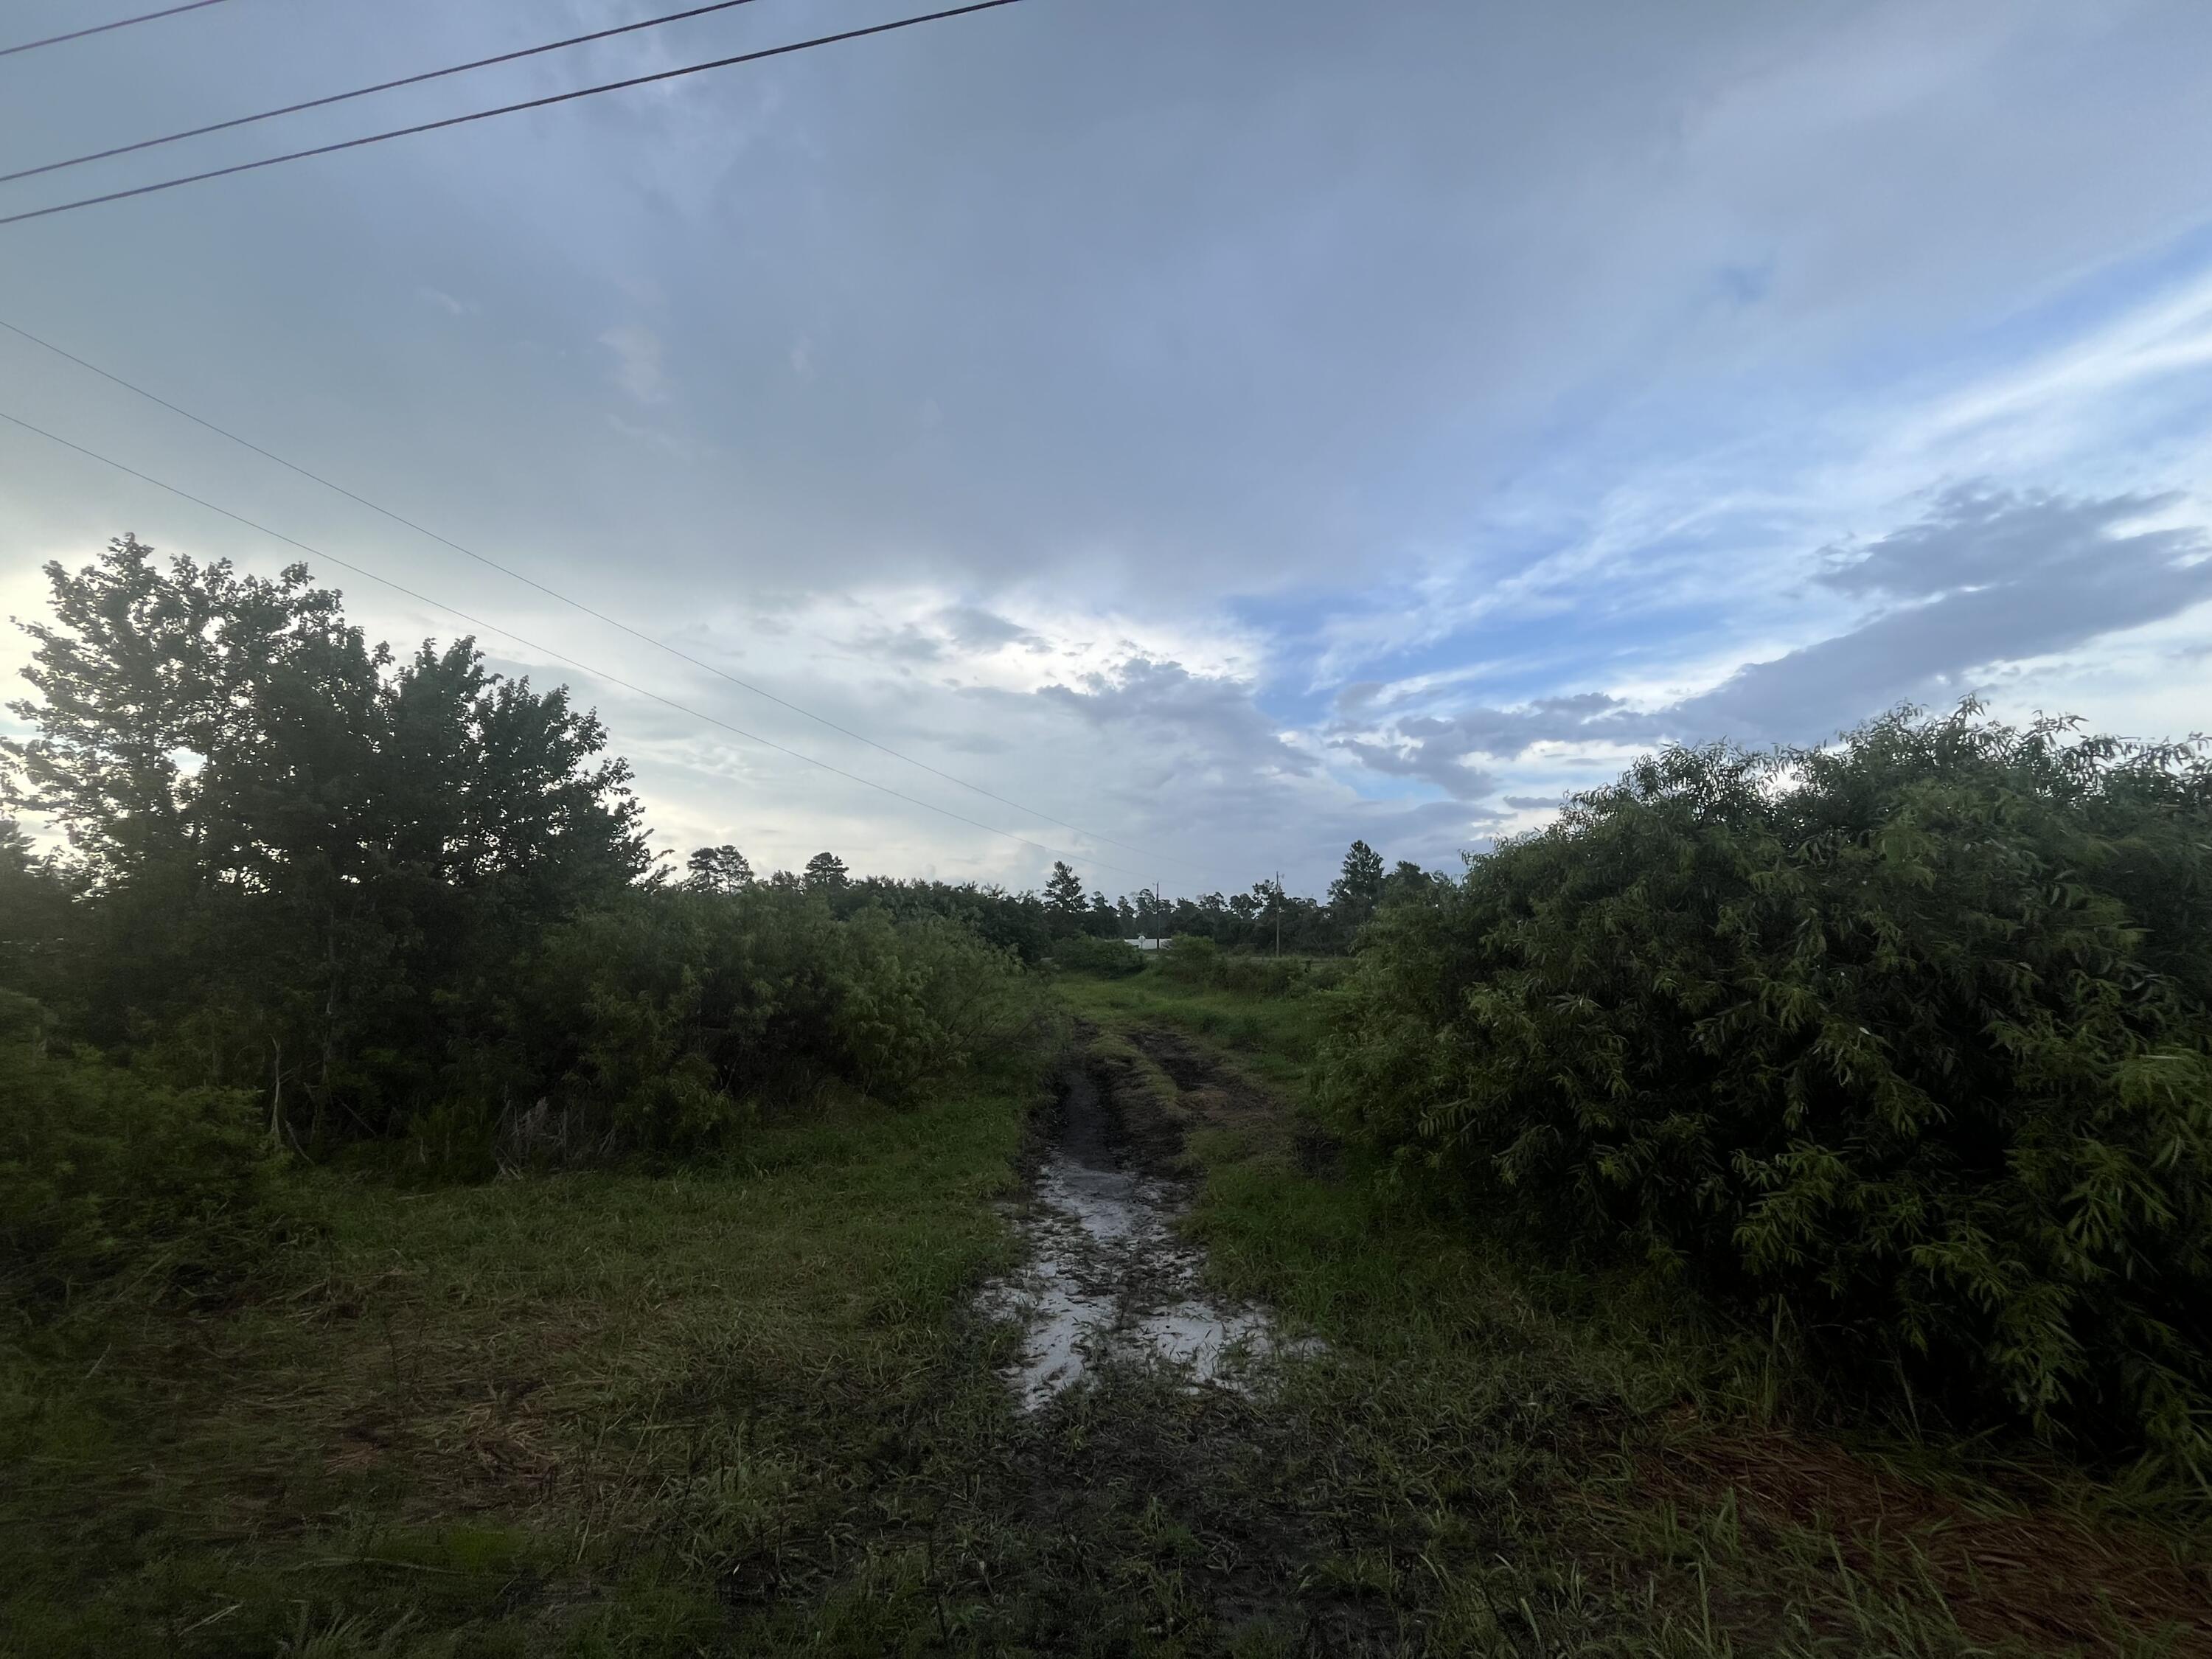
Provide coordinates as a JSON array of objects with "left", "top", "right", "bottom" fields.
[{"left": 1, "top": 536, "right": 1430, "bottom": 1171}]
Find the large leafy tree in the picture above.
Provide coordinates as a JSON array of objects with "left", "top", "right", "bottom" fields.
[{"left": 6, "top": 536, "right": 649, "bottom": 1135}]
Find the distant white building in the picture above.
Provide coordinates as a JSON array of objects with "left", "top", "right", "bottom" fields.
[{"left": 1126, "top": 936, "right": 1167, "bottom": 951}]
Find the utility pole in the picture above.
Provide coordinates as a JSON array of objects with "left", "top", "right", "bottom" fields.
[{"left": 1274, "top": 869, "right": 1282, "bottom": 958}]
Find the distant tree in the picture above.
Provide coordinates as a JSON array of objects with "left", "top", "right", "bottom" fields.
[
  {"left": 1043, "top": 860, "right": 1086, "bottom": 936},
  {"left": 803, "top": 851, "right": 849, "bottom": 894},
  {"left": 1088, "top": 889, "right": 1119, "bottom": 937},
  {"left": 685, "top": 844, "right": 754, "bottom": 894},
  {"left": 0, "top": 819, "right": 73, "bottom": 1001},
  {"left": 1329, "top": 840, "right": 1385, "bottom": 927},
  {"left": 1250, "top": 877, "right": 1286, "bottom": 953},
  {"left": 1381, "top": 858, "right": 1439, "bottom": 908}
]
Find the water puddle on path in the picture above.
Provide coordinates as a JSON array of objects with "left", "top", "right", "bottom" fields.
[{"left": 979, "top": 1061, "right": 1315, "bottom": 1411}]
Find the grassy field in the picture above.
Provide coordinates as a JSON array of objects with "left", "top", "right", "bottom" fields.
[
  {"left": 3, "top": 1081, "right": 1042, "bottom": 1657},
  {"left": 6, "top": 965, "right": 2209, "bottom": 1655}
]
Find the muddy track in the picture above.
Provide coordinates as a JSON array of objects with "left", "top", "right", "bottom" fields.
[{"left": 971, "top": 1025, "right": 1395, "bottom": 1654}]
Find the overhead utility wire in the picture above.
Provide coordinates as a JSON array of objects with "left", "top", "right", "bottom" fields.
[
  {"left": 0, "top": 0, "right": 234, "bottom": 60},
  {"left": 4, "top": 0, "right": 776, "bottom": 187},
  {"left": 0, "top": 316, "right": 1207, "bottom": 878},
  {"left": 0, "top": 405, "right": 1161, "bottom": 885},
  {"left": 0, "top": 0, "right": 1026, "bottom": 227}
]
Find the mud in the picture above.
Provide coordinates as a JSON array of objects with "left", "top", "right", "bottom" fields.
[{"left": 980, "top": 1049, "right": 1315, "bottom": 1411}]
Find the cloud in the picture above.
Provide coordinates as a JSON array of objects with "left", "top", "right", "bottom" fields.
[
  {"left": 597, "top": 324, "right": 669, "bottom": 405},
  {"left": 7, "top": 0, "right": 2211, "bottom": 896},
  {"left": 1680, "top": 488, "right": 2212, "bottom": 742},
  {"left": 937, "top": 605, "right": 1042, "bottom": 652},
  {"left": 1333, "top": 487, "right": 2212, "bottom": 790}
]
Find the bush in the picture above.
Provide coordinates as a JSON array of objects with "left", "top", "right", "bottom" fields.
[
  {"left": 488, "top": 887, "right": 1047, "bottom": 1156},
  {"left": 1317, "top": 706, "right": 2212, "bottom": 1472},
  {"left": 1, "top": 992, "right": 278, "bottom": 1318},
  {"left": 1161, "top": 937, "right": 1341, "bottom": 998},
  {"left": 1053, "top": 936, "right": 1145, "bottom": 977},
  {"left": 1158, "top": 935, "right": 1222, "bottom": 986}
]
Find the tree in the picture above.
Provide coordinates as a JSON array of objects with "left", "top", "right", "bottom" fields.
[
  {"left": 1329, "top": 840, "right": 1385, "bottom": 927},
  {"left": 803, "top": 852, "right": 849, "bottom": 894},
  {"left": 0, "top": 819, "right": 73, "bottom": 1001},
  {"left": 1380, "top": 859, "right": 1438, "bottom": 908},
  {"left": 7, "top": 535, "right": 649, "bottom": 1136},
  {"left": 686, "top": 844, "right": 754, "bottom": 894},
  {"left": 1043, "top": 860, "right": 1086, "bottom": 936}
]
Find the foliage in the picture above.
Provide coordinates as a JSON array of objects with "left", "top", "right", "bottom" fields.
[
  {"left": 684, "top": 844, "right": 754, "bottom": 893},
  {"left": 4, "top": 536, "right": 650, "bottom": 1141},
  {"left": 1042, "top": 858, "right": 1087, "bottom": 936},
  {"left": 1, "top": 994, "right": 279, "bottom": 1318},
  {"left": 1327, "top": 838, "right": 1385, "bottom": 928},
  {"left": 828, "top": 874, "right": 1054, "bottom": 964},
  {"left": 801, "top": 850, "right": 848, "bottom": 894},
  {"left": 1051, "top": 933, "right": 1146, "bottom": 977},
  {"left": 487, "top": 886, "right": 1049, "bottom": 1157},
  {"left": 1318, "top": 704, "right": 2212, "bottom": 1472},
  {"left": 1158, "top": 936, "right": 1347, "bottom": 998},
  {"left": 0, "top": 820, "right": 74, "bottom": 1001}
]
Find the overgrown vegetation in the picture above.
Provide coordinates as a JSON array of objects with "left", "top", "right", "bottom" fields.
[
  {"left": 1318, "top": 704, "right": 2212, "bottom": 1477},
  {"left": 10, "top": 532, "right": 2211, "bottom": 1651},
  {"left": 1, "top": 994, "right": 282, "bottom": 1320}
]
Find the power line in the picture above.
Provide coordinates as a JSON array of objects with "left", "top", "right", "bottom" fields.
[
  {"left": 0, "top": 404, "right": 1164, "bottom": 885},
  {"left": 0, "top": 316, "right": 1209, "bottom": 877},
  {"left": 0, "top": 0, "right": 234, "bottom": 60},
  {"left": 4, "top": 0, "right": 776, "bottom": 187},
  {"left": 0, "top": 0, "right": 1026, "bottom": 227}
]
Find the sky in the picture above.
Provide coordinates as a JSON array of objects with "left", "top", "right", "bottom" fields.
[{"left": 2, "top": 0, "right": 2210, "bottom": 897}]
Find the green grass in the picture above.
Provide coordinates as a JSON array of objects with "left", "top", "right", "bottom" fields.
[
  {"left": 1051, "top": 963, "right": 1338, "bottom": 1093},
  {"left": 9, "top": 966, "right": 2208, "bottom": 1655},
  {"left": 1, "top": 1083, "right": 1034, "bottom": 1657}
]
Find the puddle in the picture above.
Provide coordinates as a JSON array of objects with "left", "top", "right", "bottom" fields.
[{"left": 981, "top": 1064, "right": 1317, "bottom": 1411}]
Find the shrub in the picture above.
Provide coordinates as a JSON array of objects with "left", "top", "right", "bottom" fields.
[
  {"left": 1053, "top": 936, "right": 1145, "bottom": 977},
  {"left": 1158, "top": 935, "right": 1222, "bottom": 985},
  {"left": 1317, "top": 706, "right": 2212, "bottom": 1472},
  {"left": 491, "top": 887, "right": 1046, "bottom": 1155},
  {"left": 1, "top": 992, "right": 278, "bottom": 1318}
]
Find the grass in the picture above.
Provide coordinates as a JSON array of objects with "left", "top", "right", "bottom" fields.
[
  {"left": 7, "top": 964, "right": 2209, "bottom": 1655},
  {"left": 1050, "top": 961, "right": 1340, "bottom": 1093},
  {"left": 1, "top": 1081, "right": 1034, "bottom": 1657}
]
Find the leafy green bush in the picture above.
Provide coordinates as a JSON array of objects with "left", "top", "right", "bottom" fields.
[
  {"left": 1, "top": 993, "right": 278, "bottom": 1317},
  {"left": 1318, "top": 707, "right": 2212, "bottom": 1472},
  {"left": 492, "top": 886, "right": 1047, "bottom": 1155},
  {"left": 1053, "top": 936, "right": 1145, "bottom": 977}
]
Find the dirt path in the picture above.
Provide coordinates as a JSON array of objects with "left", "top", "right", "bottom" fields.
[
  {"left": 967, "top": 1027, "right": 1395, "bottom": 1652},
  {"left": 981, "top": 1039, "right": 1312, "bottom": 1410}
]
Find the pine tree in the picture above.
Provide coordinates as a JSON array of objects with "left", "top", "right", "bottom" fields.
[
  {"left": 1329, "top": 840, "right": 1386, "bottom": 925},
  {"left": 1043, "top": 860, "right": 1086, "bottom": 936},
  {"left": 685, "top": 844, "right": 754, "bottom": 894}
]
